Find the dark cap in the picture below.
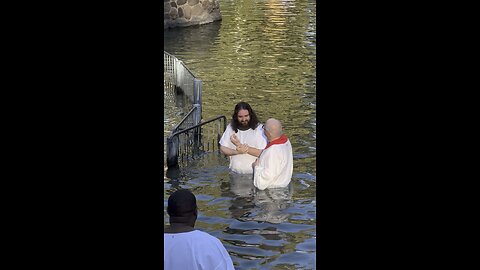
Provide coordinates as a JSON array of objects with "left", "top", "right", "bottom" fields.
[{"left": 167, "top": 189, "right": 197, "bottom": 218}]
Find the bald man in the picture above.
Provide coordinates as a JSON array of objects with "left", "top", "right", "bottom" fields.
[{"left": 252, "top": 118, "right": 293, "bottom": 190}]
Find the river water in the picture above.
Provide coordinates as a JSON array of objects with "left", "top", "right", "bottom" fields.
[{"left": 164, "top": 0, "right": 316, "bottom": 269}]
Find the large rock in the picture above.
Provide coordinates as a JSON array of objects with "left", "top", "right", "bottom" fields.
[{"left": 164, "top": 0, "right": 221, "bottom": 29}]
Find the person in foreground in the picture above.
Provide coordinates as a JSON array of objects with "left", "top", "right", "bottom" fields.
[
  {"left": 253, "top": 118, "right": 293, "bottom": 190},
  {"left": 164, "top": 189, "right": 235, "bottom": 270},
  {"left": 220, "top": 102, "right": 268, "bottom": 174}
]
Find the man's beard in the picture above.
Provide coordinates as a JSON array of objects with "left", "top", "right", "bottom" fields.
[{"left": 238, "top": 120, "right": 250, "bottom": 130}]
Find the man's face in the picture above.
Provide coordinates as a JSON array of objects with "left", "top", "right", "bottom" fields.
[{"left": 237, "top": 109, "right": 250, "bottom": 127}]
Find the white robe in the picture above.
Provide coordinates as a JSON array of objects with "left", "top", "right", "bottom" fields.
[
  {"left": 219, "top": 124, "right": 267, "bottom": 174},
  {"left": 253, "top": 139, "right": 293, "bottom": 190},
  {"left": 164, "top": 230, "right": 235, "bottom": 270}
]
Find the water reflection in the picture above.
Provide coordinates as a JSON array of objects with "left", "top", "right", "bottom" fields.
[
  {"left": 164, "top": 21, "right": 221, "bottom": 65},
  {"left": 165, "top": 167, "right": 181, "bottom": 182},
  {"left": 223, "top": 173, "right": 255, "bottom": 223},
  {"left": 227, "top": 173, "right": 254, "bottom": 198},
  {"left": 248, "top": 187, "right": 292, "bottom": 224},
  {"left": 225, "top": 173, "right": 292, "bottom": 224}
]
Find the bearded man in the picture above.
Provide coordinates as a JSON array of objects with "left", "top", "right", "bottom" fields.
[{"left": 219, "top": 102, "right": 268, "bottom": 174}]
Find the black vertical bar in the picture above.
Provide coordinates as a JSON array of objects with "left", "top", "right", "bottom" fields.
[{"left": 167, "top": 136, "right": 179, "bottom": 168}]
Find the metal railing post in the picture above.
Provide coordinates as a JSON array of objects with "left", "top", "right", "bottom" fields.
[
  {"left": 175, "top": 59, "right": 183, "bottom": 88},
  {"left": 167, "top": 137, "right": 179, "bottom": 168},
  {"left": 192, "top": 103, "right": 201, "bottom": 152},
  {"left": 193, "top": 78, "right": 202, "bottom": 106}
]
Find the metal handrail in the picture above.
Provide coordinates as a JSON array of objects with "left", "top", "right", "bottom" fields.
[
  {"left": 164, "top": 51, "right": 209, "bottom": 168},
  {"left": 164, "top": 51, "right": 201, "bottom": 105},
  {"left": 170, "top": 115, "right": 226, "bottom": 138},
  {"left": 170, "top": 105, "right": 201, "bottom": 135},
  {"left": 172, "top": 106, "right": 196, "bottom": 131},
  {"left": 167, "top": 115, "right": 227, "bottom": 168},
  {"left": 164, "top": 50, "right": 202, "bottom": 120}
]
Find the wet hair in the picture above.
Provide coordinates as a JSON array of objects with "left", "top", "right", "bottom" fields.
[
  {"left": 167, "top": 189, "right": 197, "bottom": 224},
  {"left": 231, "top": 102, "right": 260, "bottom": 132}
]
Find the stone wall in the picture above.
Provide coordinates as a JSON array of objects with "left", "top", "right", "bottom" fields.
[{"left": 164, "top": 0, "right": 221, "bottom": 29}]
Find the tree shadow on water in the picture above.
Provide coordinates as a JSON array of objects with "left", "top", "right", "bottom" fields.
[{"left": 164, "top": 20, "right": 222, "bottom": 55}]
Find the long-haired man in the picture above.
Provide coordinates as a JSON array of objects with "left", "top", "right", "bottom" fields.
[{"left": 219, "top": 102, "right": 267, "bottom": 174}]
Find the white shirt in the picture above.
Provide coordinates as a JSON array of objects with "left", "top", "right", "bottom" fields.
[
  {"left": 253, "top": 139, "right": 293, "bottom": 190},
  {"left": 164, "top": 230, "right": 235, "bottom": 270},
  {"left": 220, "top": 123, "right": 267, "bottom": 174}
]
